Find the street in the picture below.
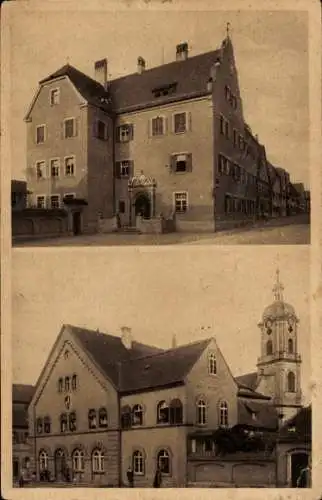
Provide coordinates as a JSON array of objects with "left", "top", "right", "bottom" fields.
[{"left": 13, "top": 214, "right": 310, "bottom": 247}]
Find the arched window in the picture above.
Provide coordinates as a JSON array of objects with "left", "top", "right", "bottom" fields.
[
  {"left": 157, "top": 401, "right": 169, "bottom": 424},
  {"left": 208, "top": 353, "right": 217, "bottom": 375},
  {"left": 39, "top": 450, "right": 48, "bottom": 471},
  {"left": 219, "top": 401, "right": 228, "bottom": 427},
  {"left": 71, "top": 374, "right": 77, "bottom": 391},
  {"left": 287, "top": 371, "right": 296, "bottom": 392},
  {"left": 132, "top": 450, "right": 145, "bottom": 475},
  {"left": 44, "top": 416, "right": 51, "bottom": 434},
  {"left": 169, "top": 399, "right": 183, "bottom": 424},
  {"left": 98, "top": 407, "right": 108, "bottom": 428},
  {"left": 266, "top": 340, "right": 273, "bottom": 355},
  {"left": 157, "top": 449, "right": 170, "bottom": 474},
  {"left": 60, "top": 413, "right": 67, "bottom": 433},
  {"left": 92, "top": 449, "right": 104, "bottom": 473},
  {"left": 58, "top": 378, "right": 63, "bottom": 393},
  {"left": 288, "top": 338, "right": 294, "bottom": 354},
  {"left": 88, "top": 409, "right": 97, "bottom": 429},
  {"left": 65, "top": 377, "right": 70, "bottom": 392},
  {"left": 132, "top": 404, "right": 143, "bottom": 426},
  {"left": 197, "top": 399, "right": 207, "bottom": 425},
  {"left": 69, "top": 411, "right": 77, "bottom": 432},
  {"left": 72, "top": 449, "right": 85, "bottom": 472},
  {"left": 36, "top": 417, "right": 43, "bottom": 434},
  {"left": 121, "top": 405, "right": 132, "bottom": 429}
]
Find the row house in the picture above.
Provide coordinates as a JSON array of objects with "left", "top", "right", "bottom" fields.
[
  {"left": 12, "top": 384, "right": 35, "bottom": 483},
  {"left": 24, "top": 35, "right": 298, "bottom": 234}
]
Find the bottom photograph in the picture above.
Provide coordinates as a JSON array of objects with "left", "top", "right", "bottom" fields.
[{"left": 11, "top": 247, "right": 311, "bottom": 489}]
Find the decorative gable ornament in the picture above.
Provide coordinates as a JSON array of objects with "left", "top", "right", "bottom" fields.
[{"left": 128, "top": 171, "right": 157, "bottom": 188}]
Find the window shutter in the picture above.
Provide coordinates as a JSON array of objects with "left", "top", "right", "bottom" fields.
[
  {"left": 115, "top": 161, "right": 121, "bottom": 179},
  {"left": 163, "top": 117, "right": 168, "bottom": 135},
  {"left": 129, "top": 124, "right": 134, "bottom": 140},
  {"left": 187, "top": 153, "right": 192, "bottom": 172},
  {"left": 61, "top": 122, "right": 65, "bottom": 139},
  {"left": 74, "top": 118, "right": 79, "bottom": 137},
  {"left": 187, "top": 112, "right": 192, "bottom": 132},
  {"left": 170, "top": 154, "right": 176, "bottom": 172},
  {"left": 148, "top": 119, "right": 152, "bottom": 138}
]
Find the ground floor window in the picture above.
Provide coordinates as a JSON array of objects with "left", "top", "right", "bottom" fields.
[
  {"left": 132, "top": 450, "right": 145, "bottom": 475},
  {"left": 72, "top": 449, "right": 85, "bottom": 472},
  {"left": 92, "top": 449, "right": 104, "bottom": 473},
  {"left": 174, "top": 192, "right": 188, "bottom": 213},
  {"left": 39, "top": 450, "right": 49, "bottom": 471},
  {"left": 157, "top": 449, "right": 171, "bottom": 474}
]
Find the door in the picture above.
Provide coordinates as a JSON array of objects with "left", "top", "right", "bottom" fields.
[
  {"left": 72, "top": 211, "right": 81, "bottom": 235},
  {"left": 291, "top": 452, "right": 309, "bottom": 487},
  {"left": 134, "top": 193, "right": 151, "bottom": 219},
  {"left": 13, "top": 458, "right": 19, "bottom": 480},
  {"left": 54, "top": 449, "right": 67, "bottom": 481}
]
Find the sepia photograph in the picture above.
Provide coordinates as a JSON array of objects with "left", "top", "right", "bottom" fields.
[
  {"left": 7, "top": 5, "right": 311, "bottom": 247},
  {"left": 10, "top": 247, "right": 311, "bottom": 489}
]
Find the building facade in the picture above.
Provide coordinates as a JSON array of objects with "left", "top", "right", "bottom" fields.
[
  {"left": 12, "top": 384, "right": 35, "bottom": 484},
  {"left": 24, "top": 36, "right": 304, "bottom": 235},
  {"left": 19, "top": 271, "right": 309, "bottom": 488}
]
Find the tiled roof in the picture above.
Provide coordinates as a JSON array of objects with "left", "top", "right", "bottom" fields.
[
  {"left": 40, "top": 64, "right": 111, "bottom": 112},
  {"left": 12, "top": 384, "right": 35, "bottom": 404},
  {"left": 108, "top": 49, "right": 220, "bottom": 113},
  {"left": 235, "top": 372, "right": 258, "bottom": 391},
  {"left": 70, "top": 325, "right": 211, "bottom": 392},
  {"left": 13, "top": 404, "right": 29, "bottom": 428},
  {"left": 237, "top": 386, "right": 270, "bottom": 400},
  {"left": 279, "top": 405, "right": 311, "bottom": 441},
  {"left": 237, "top": 399, "right": 278, "bottom": 430}
]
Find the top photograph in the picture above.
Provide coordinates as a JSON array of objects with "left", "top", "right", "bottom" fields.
[{"left": 8, "top": 8, "right": 311, "bottom": 246}]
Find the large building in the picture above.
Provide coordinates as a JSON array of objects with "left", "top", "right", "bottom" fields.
[
  {"left": 24, "top": 35, "right": 305, "bottom": 235},
  {"left": 20, "top": 270, "right": 310, "bottom": 487},
  {"left": 12, "top": 384, "right": 35, "bottom": 483}
]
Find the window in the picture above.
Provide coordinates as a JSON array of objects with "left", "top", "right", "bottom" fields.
[
  {"left": 69, "top": 411, "right": 77, "bottom": 432},
  {"left": 65, "top": 376, "right": 70, "bottom": 391},
  {"left": 174, "top": 112, "right": 187, "bottom": 133},
  {"left": 219, "top": 401, "right": 228, "bottom": 427},
  {"left": 208, "top": 353, "right": 217, "bottom": 375},
  {"left": 36, "top": 125, "right": 45, "bottom": 144},
  {"left": 121, "top": 405, "right": 132, "bottom": 429},
  {"left": 171, "top": 153, "right": 192, "bottom": 173},
  {"left": 92, "top": 449, "right": 104, "bottom": 473},
  {"left": 96, "top": 120, "right": 108, "bottom": 140},
  {"left": 157, "top": 449, "right": 170, "bottom": 474},
  {"left": 36, "top": 417, "right": 43, "bottom": 434},
  {"left": 197, "top": 399, "right": 206, "bottom": 425},
  {"left": 39, "top": 450, "right": 48, "bottom": 471},
  {"left": 157, "top": 401, "right": 169, "bottom": 424},
  {"left": 174, "top": 192, "right": 188, "bottom": 213},
  {"left": 65, "top": 157, "right": 75, "bottom": 176},
  {"left": 287, "top": 371, "right": 295, "bottom": 392},
  {"left": 64, "top": 194, "right": 76, "bottom": 203},
  {"left": 118, "top": 200, "right": 125, "bottom": 214},
  {"left": 288, "top": 338, "right": 294, "bottom": 354},
  {"left": 50, "top": 159, "right": 60, "bottom": 178},
  {"left": 116, "top": 124, "right": 134, "bottom": 142},
  {"left": 266, "top": 340, "right": 273, "bottom": 356},
  {"left": 131, "top": 404, "right": 143, "bottom": 426},
  {"left": 50, "top": 88, "right": 60, "bottom": 106},
  {"left": 36, "top": 161, "right": 46, "bottom": 179},
  {"left": 44, "top": 416, "right": 51, "bottom": 434},
  {"left": 36, "top": 196, "right": 46, "bottom": 209},
  {"left": 70, "top": 374, "right": 77, "bottom": 391},
  {"left": 60, "top": 413, "right": 67, "bottom": 433},
  {"left": 98, "top": 408, "right": 108, "bottom": 428},
  {"left": 64, "top": 118, "right": 76, "bottom": 138},
  {"left": 133, "top": 450, "right": 145, "bottom": 475},
  {"left": 116, "top": 160, "right": 133, "bottom": 178},
  {"left": 151, "top": 116, "right": 165, "bottom": 136},
  {"left": 72, "top": 449, "right": 85, "bottom": 472},
  {"left": 169, "top": 399, "right": 183, "bottom": 424},
  {"left": 88, "top": 409, "right": 97, "bottom": 429}
]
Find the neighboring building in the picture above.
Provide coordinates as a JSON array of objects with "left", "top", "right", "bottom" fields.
[
  {"left": 24, "top": 35, "right": 301, "bottom": 235},
  {"left": 12, "top": 384, "right": 35, "bottom": 483},
  {"left": 304, "top": 190, "right": 310, "bottom": 213},
  {"left": 293, "top": 183, "right": 306, "bottom": 213},
  {"left": 11, "top": 180, "right": 28, "bottom": 211},
  {"left": 267, "top": 163, "right": 282, "bottom": 217},
  {"left": 276, "top": 405, "right": 311, "bottom": 487},
  {"left": 24, "top": 271, "right": 309, "bottom": 487}
]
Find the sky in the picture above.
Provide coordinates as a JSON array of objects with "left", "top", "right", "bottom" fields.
[
  {"left": 12, "top": 246, "right": 311, "bottom": 403},
  {"left": 5, "top": 3, "right": 310, "bottom": 187}
]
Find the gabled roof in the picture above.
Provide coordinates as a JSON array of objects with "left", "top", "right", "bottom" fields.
[
  {"left": 12, "top": 384, "right": 35, "bottom": 404},
  {"left": 237, "top": 399, "right": 278, "bottom": 430},
  {"left": 108, "top": 49, "right": 220, "bottom": 113},
  {"left": 39, "top": 64, "right": 111, "bottom": 112},
  {"left": 279, "top": 405, "right": 311, "bottom": 442},
  {"left": 235, "top": 372, "right": 258, "bottom": 391},
  {"left": 13, "top": 404, "right": 29, "bottom": 428}
]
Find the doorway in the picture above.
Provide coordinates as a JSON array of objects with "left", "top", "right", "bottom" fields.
[
  {"left": 134, "top": 193, "right": 151, "bottom": 219},
  {"left": 72, "top": 211, "right": 82, "bottom": 235},
  {"left": 290, "top": 452, "right": 309, "bottom": 487},
  {"left": 54, "top": 449, "right": 67, "bottom": 481},
  {"left": 13, "top": 458, "right": 19, "bottom": 480}
]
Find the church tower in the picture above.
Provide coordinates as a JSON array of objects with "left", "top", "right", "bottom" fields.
[{"left": 256, "top": 269, "right": 302, "bottom": 422}]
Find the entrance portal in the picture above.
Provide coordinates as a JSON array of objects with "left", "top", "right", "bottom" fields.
[
  {"left": 54, "top": 449, "right": 67, "bottom": 481},
  {"left": 290, "top": 452, "right": 309, "bottom": 487},
  {"left": 134, "top": 193, "right": 151, "bottom": 219}
]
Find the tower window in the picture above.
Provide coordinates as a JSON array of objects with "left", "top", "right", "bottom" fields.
[
  {"left": 266, "top": 340, "right": 273, "bottom": 356},
  {"left": 287, "top": 371, "right": 295, "bottom": 392},
  {"left": 288, "top": 338, "right": 294, "bottom": 354}
]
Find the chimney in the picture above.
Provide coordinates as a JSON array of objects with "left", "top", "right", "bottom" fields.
[
  {"left": 94, "top": 58, "right": 108, "bottom": 90},
  {"left": 176, "top": 42, "right": 189, "bottom": 61},
  {"left": 137, "top": 56, "right": 146, "bottom": 74},
  {"left": 121, "top": 326, "right": 133, "bottom": 350}
]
